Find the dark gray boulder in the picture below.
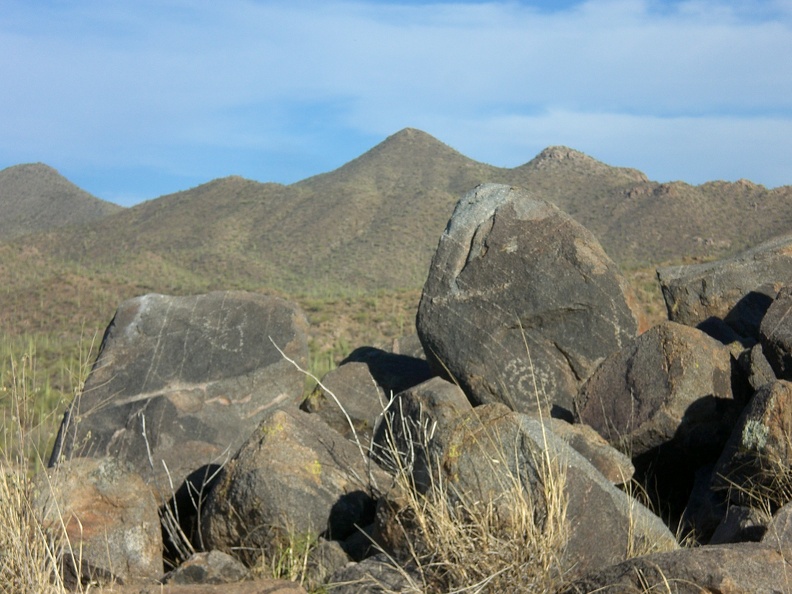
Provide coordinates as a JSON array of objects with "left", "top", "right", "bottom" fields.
[
  {"left": 560, "top": 543, "right": 792, "bottom": 594},
  {"left": 576, "top": 321, "right": 741, "bottom": 520},
  {"left": 374, "top": 403, "right": 677, "bottom": 582},
  {"left": 417, "top": 183, "right": 637, "bottom": 419},
  {"left": 709, "top": 505, "right": 770, "bottom": 544},
  {"left": 760, "top": 285, "right": 792, "bottom": 380},
  {"left": 49, "top": 291, "right": 309, "bottom": 499},
  {"left": 300, "top": 347, "right": 435, "bottom": 451},
  {"left": 371, "top": 376, "right": 473, "bottom": 492},
  {"left": 576, "top": 321, "right": 738, "bottom": 461},
  {"left": 713, "top": 380, "right": 792, "bottom": 511},
  {"left": 658, "top": 234, "right": 792, "bottom": 340},
  {"left": 739, "top": 342, "right": 777, "bottom": 392},
  {"left": 340, "top": 346, "right": 435, "bottom": 396},
  {"left": 327, "top": 553, "right": 420, "bottom": 594},
  {"left": 200, "top": 407, "right": 391, "bottom": 566},
  {"left": 301, "top": 361, "right": 388, "bottom": 449}
]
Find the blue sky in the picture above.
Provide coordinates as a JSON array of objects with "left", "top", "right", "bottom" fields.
[{"left": 1, "top": 0, "right": 791, "bottom": 206}]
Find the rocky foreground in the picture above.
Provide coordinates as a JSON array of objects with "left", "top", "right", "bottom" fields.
[{"left": 35, "top": 184, "right": 792, "bottom": 593}]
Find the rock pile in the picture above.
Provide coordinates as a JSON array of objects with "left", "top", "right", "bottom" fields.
[{"left": 39, "top": 184, "right": 792, "bottom": 593}]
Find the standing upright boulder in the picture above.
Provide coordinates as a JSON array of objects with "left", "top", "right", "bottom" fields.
[
  {"left": 49, "top": 291, "right": 309, "bottom": 499},
  {"left": 416, "top": 183, "right": 637, "bottom": 418}
]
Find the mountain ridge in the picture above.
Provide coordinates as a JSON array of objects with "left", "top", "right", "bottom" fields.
[{"left": 2, "top": 127, "right": 792, "bottom": 349}]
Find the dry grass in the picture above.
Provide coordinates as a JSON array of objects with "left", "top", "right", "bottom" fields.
[
  {"left": 0, "top": 353, "right": 71, "bottom": 593},
  {"left": 370, "top": 395, "right": 570, "bottom": 593}
]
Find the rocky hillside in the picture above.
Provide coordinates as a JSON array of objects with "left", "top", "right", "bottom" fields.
[
  {"left": 6, "top": 128, "right": 792, "bottom": 298},
  {"left": 2, "top": 128, "right": 792, "bottom": 393},
  {"left": 0, "top": 163, "right": 123, "bottom": 241}
]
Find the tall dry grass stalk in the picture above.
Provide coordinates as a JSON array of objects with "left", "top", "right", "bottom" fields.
[
  {"left": 0, "top": 353, "right": 69, "bottom": 594},
  {"left": 373, "top": 395, "right": 570, "bottom": 593}
]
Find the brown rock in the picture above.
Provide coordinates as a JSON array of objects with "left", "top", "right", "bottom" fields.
[
  {"left": 34, "top": 457, "right": 163, "bottom": 587},
  {"left": 200, "top": 407, "right": 391, "bottom": 565},
  {"left": 576, "top": 321, "right": 743, "bottom": 521},
  {"left": 576, "top": 321, "right": 737, "bottom": 460},
  {"left": 547, "top": 419, "right": 634, "bottom": 484},
  {"left": 163, "top": 551, "right": 249, "bottom": 585}
]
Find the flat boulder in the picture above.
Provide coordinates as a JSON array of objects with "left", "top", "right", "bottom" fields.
[
  {"left": 658, "top": 234, "right": 792, "bottom": 340},
  {"left": 560, "top": 543, "right": 791, "bottom": 594},
  {"left": 417, "top": 183, "right": 637, "bottom": 419},
  {"left": 49, "top": 291, "right": 309, "bottom": 499}
]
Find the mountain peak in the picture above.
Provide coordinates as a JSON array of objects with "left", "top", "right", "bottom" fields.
[
  {"left": 0, "top": 162, "right": 122, "bottom": 241},
  {"left": 363, "top": 127, "right": 465, "bottom": 160},
  {"left": 519, "top": 146, "right": 648, "bottom": 183},
  {"left": 529, "top": 146, "right": 601, "bottom": 168},
  {"left": 295, "top": 127, "right": 487, "bottom": 191}
]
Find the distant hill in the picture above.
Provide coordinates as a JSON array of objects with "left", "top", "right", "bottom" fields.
[
  {"left": 0, "top": 163, "right": 123, "bottom": 241},
  {"left": 2, "top": 128, "right": 792, "bottom": 348}
]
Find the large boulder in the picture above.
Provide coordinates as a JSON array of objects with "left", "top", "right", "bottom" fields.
[
  {"left": 371, "top": 376, "right": 474, "bottom": 491},
  {"left": 301, "top": 362, "right": 388, "bottom": 449},
  {"left": 713, "top": 380, "right": 792, "bottom": 511},
  {"left": 576, "top": 321, "right": 739, "bottom": 459},
  {"left": 49, "top": 291, "right": 309, "bottom": 499},
  {"left": 576, "top": 321, "right": 741, "bottom": 520},
  {"left": 301, "top": 347, "right": 434, "bottom": 449},
  {"left": 560, "top": 543, "right": 791, "bottom": 594},
  {"left": 658, "top": 234, "right": 792, "bottom": 340},
  {"left": 374, "top": 403, "right": 678, "bottom": 583},
  {"left": 760, "top": 285, "right": 792, "bottom": 379},
  {"left": 34, "top": 456, "right": 163, "bottom": 587},
  {"left": 417, "top": 183, "right": 637, "bottom": 419},
  {"left": 200, "top": 407, "right": 391, "bottom": 565}
]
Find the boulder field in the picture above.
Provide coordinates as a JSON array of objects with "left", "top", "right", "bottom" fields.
[{"left": 39, "top": 184, "right": 792, "bottom": 593}]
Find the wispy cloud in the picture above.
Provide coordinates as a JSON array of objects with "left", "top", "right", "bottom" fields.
[{"left": 1, "top": 0, "right": 791, "bottom": 204}]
